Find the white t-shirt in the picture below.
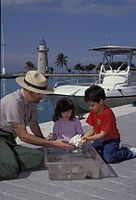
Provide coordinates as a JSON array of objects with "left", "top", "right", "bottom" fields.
[{"left": 0, "top": 88, "right": 39, "bottom": 137}]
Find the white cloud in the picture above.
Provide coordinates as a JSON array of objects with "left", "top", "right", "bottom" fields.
[
  {"left": 2, "top": 0, "right": 136, "bottom": 17},
  {"left": 3, "top": 52, "right": 37, "bottom": 73}
]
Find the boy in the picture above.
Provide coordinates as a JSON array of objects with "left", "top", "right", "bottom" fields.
[{"left": 79, "top": 85, "right": 136, "bottom": 163}]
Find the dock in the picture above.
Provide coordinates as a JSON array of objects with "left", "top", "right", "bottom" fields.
[
  {"left": 0, "top": 104, "right": 136, "bottom": 200},
  {"left": 0, "top": 73, "right": 99, "bottom": 79}
]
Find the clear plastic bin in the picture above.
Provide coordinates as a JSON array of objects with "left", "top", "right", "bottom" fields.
[
  {"left": 44, "top": 143, "right": 117, "bottom": 180},
  {"left": 44, "top": 143, "right": 101, "bottom": 180}
]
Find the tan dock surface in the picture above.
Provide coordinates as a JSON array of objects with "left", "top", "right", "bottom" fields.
[{"left": 0, "top": 104, "right": 136, "bottom": 200}]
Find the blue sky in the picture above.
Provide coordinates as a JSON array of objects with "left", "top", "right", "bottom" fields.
[{"left": 1, "top": 0, "right": 136, "bottom": 73}]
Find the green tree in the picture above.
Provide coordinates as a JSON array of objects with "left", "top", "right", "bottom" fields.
[
  {"left": 131, "top": 63, "right": 136, "bottom": 69},
  {"left": 24, "top": 61, "right": 36, "bottom": 71},
  {"left": 111, "top": 61, "right": 128, "bottom": 70},
  {"left": 74, "top": 63, "right": 82, "bottom": 73},
  {"left": 67, "top": 68, "right": 72, "bottom": 73},
  {"left": 96, "top": 62, "right": 102, "bottom": 72},
  {"left": 85, "top": 63, "right": 96, "bottom": 73},
  {"left": 55, "top": 53, "right": 68, "bottom": 73},
  {"left": 48, "top": 67, "right": 54, "bottom": 74},
  {"left": 80, "top": 65, "right": 85, "bottom": 73}
]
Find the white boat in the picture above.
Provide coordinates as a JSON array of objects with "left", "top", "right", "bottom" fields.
[{"left": 48, "top": 46, "right": 136, "bottom": 116}]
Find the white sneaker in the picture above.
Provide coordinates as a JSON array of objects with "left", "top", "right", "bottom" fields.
[{"left": 129, "top": 147, "right": 136, "bottom": 158}]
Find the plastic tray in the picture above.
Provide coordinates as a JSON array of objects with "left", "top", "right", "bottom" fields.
[{"left": 44, "top": 143, "right": 102, "bottom": 180}]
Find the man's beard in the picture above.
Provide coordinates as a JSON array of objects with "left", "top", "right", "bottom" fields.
[{"left": 33, "top": 99, "right": 41, "bottom": 103}]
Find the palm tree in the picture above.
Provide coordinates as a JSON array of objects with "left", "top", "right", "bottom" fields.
[
  {"left": 24, "top": 61, "right": 37, "bottom": 71},
  {"left": 55, "top": 53, "right": 68, "bottom": 73},
  {"left": 48, "top": 67, "right": 54, "bottom": 74},
  {"left": 96, "top": 62, "right": 102, "bottom": 72},
  {"left": 85, "top": 63, "right": 96, "bottom": 73},
  {"left": 74, "top": 63, "right": 82, "bottom": 74},
  {"left": 67, "top": 68, "right": 72, "bottom": 74},
  {"left": 80, "top": 65, "right": 85, "bottom": 73}
]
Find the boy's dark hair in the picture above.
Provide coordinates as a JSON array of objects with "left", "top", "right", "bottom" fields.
[
  {"left": 52, "top": 97, "right": 75, "bottom": 122},
  {"left": 84, "top": 84, "right": 105, "bottom": 103}
]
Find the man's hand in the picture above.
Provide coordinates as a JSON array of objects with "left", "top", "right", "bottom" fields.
[
  {"left": 12, "top": 122, "right": 74, "bottom": 150},
  {"left": 52, "top": 139, "right": 75, "bottom": 150}
]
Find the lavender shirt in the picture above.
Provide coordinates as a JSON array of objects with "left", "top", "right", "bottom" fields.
[
  {"left": 53, "top": 118, "right": 84, "bottom": 140},
  {"left": 0, "top": 89, "right": 39, "bottom": 137}
]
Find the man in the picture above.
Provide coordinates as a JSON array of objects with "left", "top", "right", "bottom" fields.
[{"left": 0, "top": 70, "right": 74, "bottom": 180}]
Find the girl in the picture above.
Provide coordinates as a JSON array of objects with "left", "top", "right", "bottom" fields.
[{"left": 50, "top": 97, "right": 84, "bottom": 141}]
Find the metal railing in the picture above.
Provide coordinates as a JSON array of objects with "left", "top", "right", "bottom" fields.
[{"left": 54, "top": 78, "right": 96, "bottom": 88}]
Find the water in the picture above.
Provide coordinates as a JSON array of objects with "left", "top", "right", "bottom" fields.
[
  {"left": 0, "top": 76, "right": 96, "bottom": 123},
  {"left": 1, "top": 72, "right": 135, "bottom": 123}
]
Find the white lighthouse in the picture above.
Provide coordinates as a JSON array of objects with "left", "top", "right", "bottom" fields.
[{"left": 37, "top": 38, "right": 49, "bottom": 74}]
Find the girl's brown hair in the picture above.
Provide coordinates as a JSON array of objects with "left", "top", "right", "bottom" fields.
[{"left": 52, "top": 97, "right": 75, "bottom": 122}]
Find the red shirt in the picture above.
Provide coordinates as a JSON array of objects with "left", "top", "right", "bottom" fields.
[{"left": 86, "top": 105, "right": 120, "bottom": 141}]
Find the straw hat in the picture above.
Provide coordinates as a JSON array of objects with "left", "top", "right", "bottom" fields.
[{"left": 16, "top": 71, "right": 53, "bottom": 94}]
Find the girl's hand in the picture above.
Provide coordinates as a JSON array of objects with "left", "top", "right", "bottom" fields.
[{"left": 49, "top": 133, "right": 55, "bottom": 140}]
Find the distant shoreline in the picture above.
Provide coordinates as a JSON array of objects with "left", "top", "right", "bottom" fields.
[
  {"left": 0, "top": 74, "right": 24, "bottom": 79},
  {"left": 1, "top": 68, "right": 136, "bottom": 79},
  {"left": 0, "top": 73, "right": 99, "bottom": 79}
]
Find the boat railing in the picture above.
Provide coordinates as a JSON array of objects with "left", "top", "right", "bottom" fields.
[
  {"left": 113, "top": 80, "right": 129, "bottom": 90},
  {"left": 54, "top": 78, "right": 96, "bottom": 88},
  {"left": 95, "top": 79, "right": 103, "bottom": 85}
]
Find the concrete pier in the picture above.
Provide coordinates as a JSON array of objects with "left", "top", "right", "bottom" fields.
[
  {"left": 0, "top": 73, "right": 99, "bottom": 79},
  {"left": 0, "top": 104, "right": 136, "bottom": 200}
]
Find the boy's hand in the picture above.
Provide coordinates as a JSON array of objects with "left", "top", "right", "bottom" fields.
[
  {"left": 69, "top": 134, "right": 82, "bottom": 147},
  {"left": 79, "top": 136, "right": 87, "bottom": 147}
]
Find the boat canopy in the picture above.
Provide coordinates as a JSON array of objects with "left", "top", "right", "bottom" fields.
[
  {"left": 88, "top": 46, "right": 136, "bottom": 86},
  {"left": 88, "top": 46, "right": 136, "bottom": 55}
]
